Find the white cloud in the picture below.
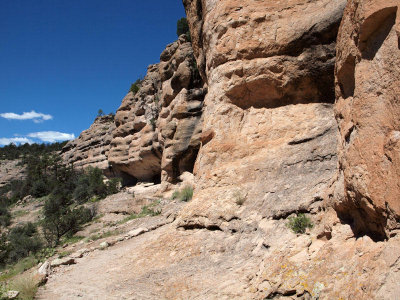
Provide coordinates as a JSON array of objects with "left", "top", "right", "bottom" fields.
[
  {"left": 27, "top": 131, "right": 75, "bottom": 143},
  {"left": 0, "top": 137, "right": 34, "bottom": 146},
  {"left": 0, "top": 110, "right": 53, "bottom": 122}
]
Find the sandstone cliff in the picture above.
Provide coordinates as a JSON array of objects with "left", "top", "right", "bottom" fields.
[
  {"left": 61, "top": 114, "right": 115, "bottom": 176},
  {"left": 43, "top": 1, "right": 400, "bottom": 298},
  {"left": 335, "top": 0, "right": 400, "bottom": 241},
  {"left": 180, "top": 0, "right": 345, "bottom": 233},
  {"left": 108, "top": 35, "right": 205, "bottom": 184}
]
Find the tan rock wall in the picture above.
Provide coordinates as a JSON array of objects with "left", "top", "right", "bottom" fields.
[
  {"left": 181, "top": 0, "right": 346, "bottom": 227},
  {"left": 335, "top": 0, "right": 400, "bottom": 239},
  {"left": 108, "top": 36, "right": 205, "bottom": 184},
  {"left": 61, "top": 115, "right": 115, "bottom": 176},
  {"left": 0, "top": 159, "right": 25, "bottom": 187}
]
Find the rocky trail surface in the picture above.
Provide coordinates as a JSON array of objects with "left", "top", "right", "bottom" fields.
[{"left": 34, "top": 183, "right": 400, "bottom": 299}]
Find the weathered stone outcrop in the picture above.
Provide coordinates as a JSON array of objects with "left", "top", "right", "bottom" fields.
[
  {"left": 108, "top": 35, "right": 204, "bottom": 184},
  {"left": 0, "top": 159, "right": 25, "bottom": 187},
  {"left": 180, "top": 0, "right": 346, "bottom": 228},
  {"left": 334, "top": 0, "right": 400, "bottom": 240},
  {"left": 61, "top": 114, "right": 115, "bottom": 176}
]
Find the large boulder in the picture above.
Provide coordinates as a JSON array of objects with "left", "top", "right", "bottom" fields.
[{"left": 335, "top": 0, "right": 400, "bottom": 240}]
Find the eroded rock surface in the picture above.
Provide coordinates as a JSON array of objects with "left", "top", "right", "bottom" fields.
[
  {"left": 61, "top": 114, "right": 115, "bottom": 176},
  {"left": 36, "top": 1, "right": 400, "bottom": 299},
  {"left": 0, "top": 159, "right": 25, "bottom": 187},
  {"left": 335, "top": 0, "right": 400, "bottom": 240},
  {"left": 181, "top": 0, "right": 345, "bottom": 232},
  {"left": 108, "top": 35, "right": 204, "bottom": 183}
]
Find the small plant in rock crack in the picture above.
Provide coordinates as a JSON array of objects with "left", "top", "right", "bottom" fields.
[
  {"left": 287, "top": 213, "right": 313, "bottom": 234},
  {"left": 233, "top": 191, "right": 246, "bottom": 206}
]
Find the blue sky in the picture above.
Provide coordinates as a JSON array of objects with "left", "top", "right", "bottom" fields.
[{"left": 0, "top": 0, "right": 186, "bottom": 145}]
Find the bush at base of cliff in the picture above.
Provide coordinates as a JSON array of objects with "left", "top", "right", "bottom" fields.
[
  {"left": 172, "top": 186, "right": 193, "bottom": 202},
  {"left": 287, "top": 213, "right": 313, "bottom": 234},
  {"left": 73, "top": 167, "right": 121, "bottom": 204}
]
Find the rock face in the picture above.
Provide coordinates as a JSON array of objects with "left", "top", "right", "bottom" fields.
[
  {"left": 108, "top": 35, "right": 204, "bottom": 184},
  {"left": 40, "top": 1, "right": 400, "bottom": 299},
  {"left": 0, "top": 159, "right": 25, "bottom": 187},
  {"left": 180, "top": 0, "right": 346, "bottom": 228},
  {"left": 61, "top": 115, "right": 115, "bottom": 176},
  {"left": 335, "top": 0, "right": 400, "bottom": 240}
]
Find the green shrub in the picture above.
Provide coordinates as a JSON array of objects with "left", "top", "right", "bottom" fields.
[
  {"left": 0, "top": 234, "right": 10, "bottom": 266},
  {"left": 31, "top": 178, "right": 50, "bottom": 198},
  {"left": 180, "top": 186, "right": 193, "bottom": 202},
  {"left": 118, "top": 204, "right": 161, "bottom": 224},
  {"left": 35, "top": 247, "right": 56, "bottom": 262},
  {"left": 106, "top": 177, "right": 121, "bottom": 195},
  {"left": 130, "top": 78, "right": 143, "bottom": 95},
  {"left": 6, "top": 223, "right": 42, "bottom": 263},
  {"left": 0, "top": 206, "right": 11, "bottom": 227},
  {"left": 171, "top": 190, "right": 180, "bottom": 200},
  {"left": 42, "top": 195, "right": 96, "bottom": 247},
  {"left": 172, "top": 186, "right": 194, "bottom": 202},
  {"left": 177, "top": 17, "right": 189, "bottom": 37},
  {"left": 0, "top": 255, "right": 39, "bottom": 282},
  {"left": 73, "top": 167, "right": 119, "bottom": 204},
  {"left": 287, "top": 213, "right": 313, "bottom": 234},
  {"left": 72, "top": 176, "right": 90, "bottom": 204},
  {"left": 97, "top": 109, "right": 104, "bottom": 117}
]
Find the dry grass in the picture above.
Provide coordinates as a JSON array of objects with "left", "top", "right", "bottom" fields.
[{"left": 9, "top": 274, "right": 38, "bottom": 300}]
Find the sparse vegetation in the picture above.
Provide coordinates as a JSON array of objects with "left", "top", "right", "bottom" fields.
[
  {"left": 5, "top": 223, "right": 42, "bottom": 264},
  {"left": 89, "top": 229, "right": 122, "bottom": 241},
  {"left": 97, "top": 109, "right": 104, "bottom": 117},
  {"left": 287, "top": 213, "right": 313, "bottom": 234},
  {"left": 177, "top": 17, "right": 191, "bottom": 41},
  {"left": 0, "top": 148, "right": 122, "bottom": 265},
  {"left": 9, "top": 273, "right": 38, "bottom": 300},
  {"left": 118, "top": 203, "right": 161, "bottom": 224},
  {"left": 0, "top": 142, "right": 125, "bottom": 298},
  {"left": 58, "top": 250, "right": 72, "bottom": 258},
  {"left": 0, "top": 256, "right": 39, "bottom": 282},
  {"left": 0, "top": 206, "right": 11, "bottom": 227},
  {"left": 130, "top": 78, "right": 143, "bottom": 95},
  {"left": 234, "top": 191, "right": 246, "bottom": 206},
  {"left": 149, "top": 118, "right": 156, "bottom": 130},
  {"left": 171, "top": 186, "right": 193, "bottom": 202}
]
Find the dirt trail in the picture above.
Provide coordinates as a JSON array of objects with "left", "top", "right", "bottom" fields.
[
  {"left": 36, "top": 221, "right": 260, "bottom": 300},
  {"left": 35, "top": 184, "right": 262, "bottom": 299}
]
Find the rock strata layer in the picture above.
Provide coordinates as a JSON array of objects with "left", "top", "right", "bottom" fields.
[
  {"left": 108, "top": 35, "right": 204, "bottom": 184},
  {"left": 61, "top": 114, "right": 115, "bottom": 176},
  {"left": 335, "top": 0, "right": 400, "bottom": 240}
]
